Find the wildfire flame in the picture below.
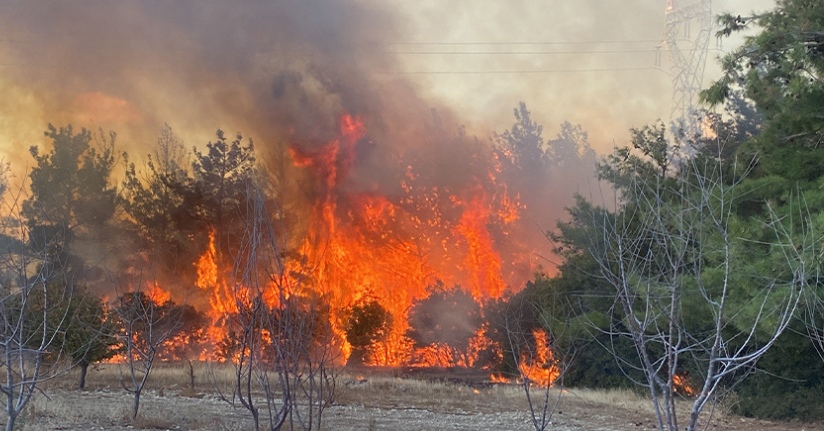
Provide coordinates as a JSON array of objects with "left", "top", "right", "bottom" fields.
[
  {"left": 518, "top": 329, "right": 560, "bottom": 388},
  {"left": 185, "top": 112, "right": 537, "bottom": 367},
  {"left": 489, "top": 373, "right": 510, "bottom": 384},
  {"left": 147, "top": 282, "right": 171, "bottom": 305},
  {"left": 673, "top": 372, "right": 694, "bottom": 396},
  {"left": 195, "top": 231, "right": 218, "bottom": 291},
  {"left": 193, "top": 231, "right": 240, "bottom": 360}
]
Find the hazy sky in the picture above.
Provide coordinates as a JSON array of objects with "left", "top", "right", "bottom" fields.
[
  {"left": 0, "top": 0, "right": 777, "bottom": 167},
  {"left": 385, "top": 0, "right": 775, "bottom": 149}
]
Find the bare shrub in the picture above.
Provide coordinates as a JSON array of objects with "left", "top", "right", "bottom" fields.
[
  {"left": 111, "top": 273, "right": 196, "bottom": 418},
  {"left": 212, "top": 178, "right": 338, "bottom": 431},
  {"left": 583, "top": 148, "right": 814, "bottom": 431},
  {"left": 0, "top": 172, "right": 78, "bottom": 431}
]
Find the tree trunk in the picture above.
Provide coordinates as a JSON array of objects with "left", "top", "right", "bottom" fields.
[
  {"left": 5, "top": 412, "right": 17, "bottom": 431},
  {"left": 251, "top": 406, "right": 260, "bottom": 431},
  {"left": 133, "top": 390, "right": 141, "bottom": 419},
  {"left": 346, "top": 348, "right": 366, "bottom": 367},
  {"left": 187, "top": 360, "right": 195, "bottom": 390},
  {"left": 78, "top": 361, "right": 89, "bottom": 389}
]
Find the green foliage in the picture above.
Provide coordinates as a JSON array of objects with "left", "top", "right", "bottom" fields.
[
  {"left": 541, "top": 95, "right": 824, "bottom": 429},
  {"left": 61, "top": 291, "right": 120, "bottom": 365},
  {"left": 192, "top": 129, "right": 255, "bottom": 228},
  {"left": 5, "top": 282, "right": 71, "bottom": 355},
  {"left": 493, "top": 102, "right": 545, "bottom": 172},
  {"left": 733, "top": 326, "right": 824, "bottom": 420},
  {"left": 59, "top": 291, "right": 120, "bottom": 388},
  {"left": 703, "top": 0, "right": 824, "bottom": 181},
  {"left": 8, "top": 284, "right": 119, "bottom": 369},
  {"left": 122, "top": 125, "right": 204, "bottom": 274},
  {"left": 562, "top": 331, "right": 641, "bottom": 389},
  {"left": 22, "top": 124, "right": 117, "bottom": 279},
  {"left": 24, "top": 124, "right": 117, "bottom": 234},
  {"left": 598, "top": 122, "right": 669, "bottom": 179}
]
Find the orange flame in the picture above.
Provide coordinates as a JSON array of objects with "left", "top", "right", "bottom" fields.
[
  {"left": 147, "top": 282, "right": 171, "bottom": 305},
  {"left": 454, "top": 191, "right": 506, "bottom": 299},
  {"left": 284, "top": 113, "right": 528, "bottom": 365},
  {"left": 673, "top": 372, "right": 694, "bottom": 396},
  {"left": 490, "top": 373, "right": 511, "bottom": 384},
  {"left": 185, "top": 112, "right": 533, "bottom": 367},
  {"left": 518, "top": 329, "right": 560, "bottom": 387},
  {"left": 196, "top": 231, "right": 218, "bottom": 290}
]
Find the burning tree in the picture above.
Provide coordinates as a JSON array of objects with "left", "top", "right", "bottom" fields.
[
  {"left": 191, "top": 128, "right": 256, "bottom": 257},
  {"left": 561, "top": 128, "right": 817, "bottom": 431},
  {"left": 484, "top": 281, "right": 574, "bottom": 431},
  {"left": 211, "top": 177, "right": 338, "bottom": 431}
]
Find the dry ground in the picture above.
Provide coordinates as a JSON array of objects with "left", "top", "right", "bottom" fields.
[{"left": 3, "top": 363, "right": 819, "bottom": 431}]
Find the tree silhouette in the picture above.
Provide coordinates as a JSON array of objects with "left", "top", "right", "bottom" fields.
[{"left": 345, "top": 298, "right": 392, "bottom": 366}]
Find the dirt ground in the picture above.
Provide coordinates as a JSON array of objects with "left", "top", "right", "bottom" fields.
[{"left": 8, "top": 365, "right": 823, "bottom": 431}]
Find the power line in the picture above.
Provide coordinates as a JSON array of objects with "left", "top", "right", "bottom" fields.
[
  {"left": 387, "top": 39, "right": 663, "bottom": 46},
  {"left": 0, "top": 58, "right": 669, "bottom": 76},
  {"left": 388, "top": 48, "right": 722, "bottom": 55},
  {"left": 0, "top": 34, "right": 669, "bottom": 46},
  {"left": 0, "top": 37, "right": 721, "bottom": 56},
  {"left": 378, "top": 67, "right": 666, "bottom": 76}
]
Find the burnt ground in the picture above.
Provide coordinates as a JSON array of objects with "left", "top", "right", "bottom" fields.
[{"left": 10, "top": 365, "right": 824, "bottom": 431}]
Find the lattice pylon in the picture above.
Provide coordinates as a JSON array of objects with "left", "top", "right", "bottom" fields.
[{"left": 659, "top": 0, "right": 713, "bottom": 137}]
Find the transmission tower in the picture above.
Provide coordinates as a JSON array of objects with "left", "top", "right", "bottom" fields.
[{"left": 659, "top": 0, "right": 713, "bottom": 136}]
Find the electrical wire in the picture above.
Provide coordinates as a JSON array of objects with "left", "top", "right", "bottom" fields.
[
  {"left": 387, "top": 39, "right": 663, "bottom": 46},
  {"left": 389, "top": 49, "right": 665, "bottom": 55},
  {"left": 378, "top": 67, "right": 666, "bottom": 76}
]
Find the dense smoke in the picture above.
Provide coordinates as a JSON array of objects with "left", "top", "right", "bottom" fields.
[
  {"left": 0, "top": 0, "right": 413, "bottom": 150},
  {"left": 0, "top": 0, "right": 594, "bottom": 270}
]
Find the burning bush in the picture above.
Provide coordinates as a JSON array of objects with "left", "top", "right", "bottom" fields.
[
  {"left": 115, "top": 291, "right": 206, "bottom": 362},
  {"left": 482, "top": 280, "right": 550, "bottom": 376},
  {"left": 406, "top": 282, "right": 483, "bottom": 367}
]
